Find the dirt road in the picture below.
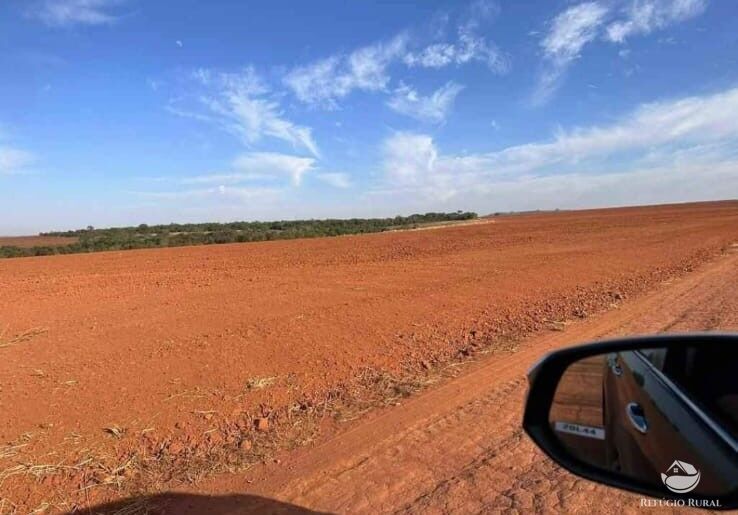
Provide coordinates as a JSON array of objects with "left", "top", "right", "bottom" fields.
[
  {"left": 1, "top": 201, "right": 737, "bottom": 512},
  {"left": 159, "top": 242, "right": 738, "bottom": 514}
]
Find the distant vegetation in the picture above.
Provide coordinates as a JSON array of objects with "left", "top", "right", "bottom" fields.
[{"left": 0, "top": 212, "right": 478, "bottom": 259}]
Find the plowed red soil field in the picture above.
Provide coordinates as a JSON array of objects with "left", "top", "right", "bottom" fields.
[
  {"left": 0, "top": 236, "right": 77, "bottom": 249},
  {"left": 1, "top": 201, "right": 737, "bottom": 513}
]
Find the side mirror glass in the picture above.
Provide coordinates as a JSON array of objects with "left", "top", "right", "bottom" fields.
[{"left": 524, "top": 334, "right": 738, "bottom": 509}]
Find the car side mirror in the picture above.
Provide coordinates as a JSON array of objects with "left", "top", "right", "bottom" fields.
[{"left": 523, "top": 333, "right": 738, "bottom": 510}]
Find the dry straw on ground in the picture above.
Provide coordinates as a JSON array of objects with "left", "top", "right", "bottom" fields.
[{"left": 0, "top": 327, "right": 47, "bottom": 349}]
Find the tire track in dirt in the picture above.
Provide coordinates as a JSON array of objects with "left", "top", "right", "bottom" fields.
[
  {"left": 176, "top": 250, "right": 738, "bottom": 514},
  {"left": 395, "top": 252, "right": 738, "bottom": 515}
]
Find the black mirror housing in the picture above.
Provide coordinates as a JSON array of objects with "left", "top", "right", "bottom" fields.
[{"left": 523, "top": 333, "right": 738, "bottom": 510}]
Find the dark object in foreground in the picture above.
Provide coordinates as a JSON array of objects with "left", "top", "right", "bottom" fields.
[
  {"left": 523, "top": 333, "right": 738, "bottom": 510},
  {"left": 67, "top": 493, "right": 329, "bottom": 515}
]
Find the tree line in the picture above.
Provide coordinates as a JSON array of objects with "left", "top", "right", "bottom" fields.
[{"left": 1, "top": 212, "right": 477, "bottom": 258}]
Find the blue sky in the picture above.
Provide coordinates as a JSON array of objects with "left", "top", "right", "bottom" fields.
[{"left": 1, "top": 0, "right": 737, "bottom": 234}]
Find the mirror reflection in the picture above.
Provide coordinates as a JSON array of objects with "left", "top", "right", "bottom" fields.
[{"left": 549, "top": 345, "right": 738, "bottom": 496}]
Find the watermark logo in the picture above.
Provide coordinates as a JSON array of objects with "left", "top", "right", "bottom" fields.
[
  {"left": 641, "top": 460, "right": 718, "bottom": 508},
  {"left": 661, "top": 460, "right": 700, "bottom": 494}
]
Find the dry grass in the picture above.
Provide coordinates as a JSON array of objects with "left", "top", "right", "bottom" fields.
[
  {"left": 104, "top": 426, "right": 127, "bottom": 439},
  {"left": 0, "top": 497, "right": 18, "bottom": 515},
  {"left": 162, "top": 386, "right": 213, "bottom": 402},
  {"left": 28, "top": 502, "right": 51, "bottom": 515},
  {"left": 2, "top": 334, "right": 521, "bottom": 513},
  {"left": 0, "top": 235, "right": 78, "bottom": 248},
  {"left": 0, "top": 444, "right": 28, "bottom": 460},
  {"left": 0, "top": 451, "right": 140, "bottom": 513},
  {"left": 0, "top": 461, "right": 74, "bottom": 483},
  {"left": 245, "top": 376, "right": 277, "bottom": 390},
  {"left": 0, "top": 327, "right": 47, "bottom": 349},
  {"left": 543, "top": 318, "right": 571, "bottom": 332}
]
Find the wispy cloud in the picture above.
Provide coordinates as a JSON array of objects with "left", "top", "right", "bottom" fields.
[
  {"left": 284, "top": 2, "right": 507, "bottom": 109},
  {"left": 316, "top": 172, "right": 352, "bottom": 189},
  {"left": 231, "top": 152, "right": 315, "bottom": 186},
  {"left": 387, "top": 81, "right": 464, "bottom": 123},
  {"left": 137, "top": 185, "right": 282, "bottom": 203},
  {"left": 159, "top": 152, "right": 344, "bottom": 208},
  {"left": 0, "top": 146, "right": 35, "bottom": 175},
  {"left": 181, "top": 172, "right": 275, "bottom": 186},
  {"left": 403, "top": 36, "right": 507, "bottom": 72},
  {"left": 283, "top": 35, "right": 409, "bottom": 109},
  {"left": 147, "top": 78, "right": 161, "bottom": 92},
  {"left": 534, "top": 0, "right": 709, "bottom": 104},
  {"left": 374, "top": 86, "right": 738, "bottom": 205},
  {"left": 179, "top": 152, "right": 315, "bottom": 191},
  {"left": 30, "top": 0, "right": 126, "bottom": 27},
  {"left": 541, "top": 2, "right": 609, "bottom": 65},
  {"left": 382, "top": 132, "right": 438, "bottom": 186},
  {"left": 534, "top": 2, "right": 609, "bottom": 105},
  {"left": 493, "top": 86, "right": 738, "bottom": 175},
  {"left": 606, "top": 0, "right": 707, "bottom": 43},
  {"left": 378, "top": 132, "right": 459, "bottom": 202},
  {"left": 171, "top": 67, "right": 319, "bottom": 157},
  {"left": 404, "top": 1, "right": 508, "bottom": 73},
  {"left": 179, "top": 152, "right": 316, "bottom": 187}
]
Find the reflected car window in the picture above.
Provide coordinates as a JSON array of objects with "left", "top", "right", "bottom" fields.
[
  {"left": 641, "top": 347, "right": 738, "bottom": 441},
  {"left": 636, "top": 348, "right": 667, "bottom": 371}
]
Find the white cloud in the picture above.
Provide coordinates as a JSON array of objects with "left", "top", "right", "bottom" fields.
[
  {"left": 31, "top": 0, "right": 125, "bottom": 27},
  {"left": 403, "top": 33, "right": 507, "bottom": 73},
  {"left": 231, "top": 152, "right": 316, "bottom": 186},
  {"left": 191, "top": 68, "right": 212, "bottom": 85},
  {"left": 283, "top": 35, "right": 408, "bottom": 108},
  {"left": 404, "top": 23, "right": 508, "bottom": 73},
  {"left": 403, "top": 43, "right": 457, "bottom": 68},
  {"left": 181, "top": 172, "right": 275, "bottom": 186},
  {"left": 382, "top": 132, "right": 438, "bottom": 185},
  {"left": 174, "top": 67, "right": 319, "bottom": 157},
  {"left": 542, "top": 2, "right": 609, "bottom": 66},
  {"left": 284, "top": 3, "right": 508, "bottom": 109},
  {"left": 137, "top": 186, "right": 281, "bottom": 203},
  {"left": 174, "top": 152, "right": 352, "bottom": 198},
  {"left": 0, "top": 147, "right": 35, "bottom": 175},
  {"left": 606, "top": 0, "right": 707, "bottom": 43},
  {"left": 510, "top": 86, "right": 738, "bottom": 169},
  {"left": 375, "top": 86, "right": 738, "bottom": 207},
  {"left": 379, "top": 132, "right": 460, "bottom": 202},
  {"left": 534, "top": 2, "right": 609, "bottom": 105},
  {"left": 534, "top": 0, "right": 708, "bottom": 103},
  {"left": 316, "top": 172, "right": 352, "bottom": 189},
  {"left": 283, "top": 1, "right": 510, "bottom": 109},
  {"left": 147, "top": 78, "right": 161, "bottom": 92},
  {"left": 461, "top": 159, "right": 738, "bottom": 213},
  {"left": 387, "top": 82, "right": 464, "bottom": 123},
  {"left": 179, "top": 152, "right": 316, "bottom": 187}
]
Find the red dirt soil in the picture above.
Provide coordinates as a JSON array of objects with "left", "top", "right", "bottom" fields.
[
  {"left": 170, "top": 238, "right": 738, "bottom": 515},
  {"left": 0, "top": 236, "right": 77, "bottom": 249},
  {"left": 0, "top": 201, "right": 737, "bottom": 512}
]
